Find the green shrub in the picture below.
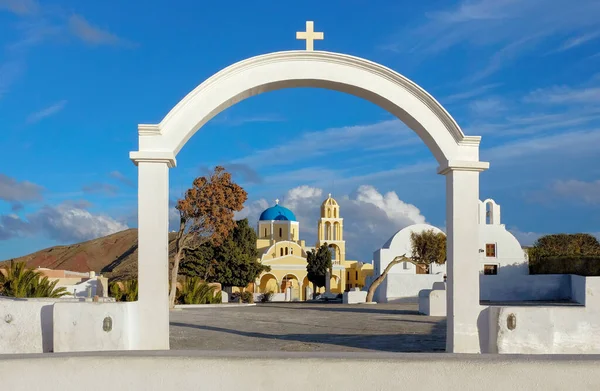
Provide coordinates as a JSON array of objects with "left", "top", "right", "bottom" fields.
[
  {"left": 259, "top": 291, "right": 273, "bottom": 303},
  {"left": 529, "top": 234, "right": 600, "bottom": 276},
  {"left": 231, "top": 291, "right": 254, "bottom": 303},
  {"left": 109, "top": 279, "right": 138, "bottom": 302},
  {"left": 176, "top": 277, "right": 220, "bottom": 305},
  {"left": 0, "top": 261, "right": 68, "bottom": 298}
]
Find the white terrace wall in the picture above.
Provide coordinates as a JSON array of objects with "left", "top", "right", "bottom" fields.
[
  {"left": 480, "top": 274, "right": 571, "bottom": 302},
  {"left": 489, "top": 276, "right": 600, "bottom": 354},
  {"left": 0, "top": 299, "right": 135, "bottom": 354},
  {"left": 2, "top": 351, "right": 600, "bottom": 391},
  {"left": 0, "top": 298, "right": 55, "bottom": 353},
  {"left": 53, "top": 302, "right": 138, "bottom": 352}
]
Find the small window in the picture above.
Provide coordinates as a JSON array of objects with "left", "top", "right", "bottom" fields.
[
  {"left": 280, "top": 248, "right": 283, "bottom": 257},
  {"left": 347, "top": 271, "right": 350, "bottom": 280},
  {"left": 355, "top": 271, "right": 358, "bottom": 279},
  {"left": 486, "top": 243, "right": 496, "bottom": 257},
  {"left": 264, "top": 228, "right": 267, "bottom": 237},
  {"left": 279, "top": 228, "right": 282, "bottom": 238},
  {"left": 290, "top": 248, "right": 293, "bottom": 255},
  {"left": 285, "top": 247, "right": 289, "bottom": 255},
  {"left": 484, "top": 264, "right": 498, "bottom": 275}
]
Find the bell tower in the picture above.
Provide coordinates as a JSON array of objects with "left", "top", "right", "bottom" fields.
[{"left": 316, "top": 193, "right": 345, "bottom": 264}]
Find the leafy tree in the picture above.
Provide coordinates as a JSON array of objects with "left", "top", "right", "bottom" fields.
[
  {"left": 366, "top": 255, "right": 408, "bottom": 303},
  {"left": 306, "top": 243, "right": 332, "bottom": 292},
  {"left": 169, "top": 166, "right": 247, "bottom": 308},
  {"left": 410, "top": 229, "right": 447, "bottom": 273},
  {"left": 210, "top": 219, "right": 269, "bottom": 290},
  {"left": 0, "top": 261, "right": 68, "bottom": 298}
]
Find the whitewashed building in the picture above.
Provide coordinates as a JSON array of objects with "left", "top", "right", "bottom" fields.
[{"left": 370, "top": 199, "right": 534, "bottom": 303}]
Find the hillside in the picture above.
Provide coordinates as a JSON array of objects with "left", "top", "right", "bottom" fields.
[{"left": 1, "top": 229, "right": 177, "bottom": 281}]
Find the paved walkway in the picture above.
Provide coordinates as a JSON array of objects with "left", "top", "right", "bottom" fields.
[{"left": 170, "top": 302, "right": 446, "bottom": 353}]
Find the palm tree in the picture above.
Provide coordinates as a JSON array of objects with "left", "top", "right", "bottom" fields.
[
  {"left": 0, "top": 261, "right": 68, "bottom": 298},
  {"left": 177, "top": 277, "right": 218, "bottom": 305},
  {"left": 29, "top": 276, "right": 68, "bottom": 298}
]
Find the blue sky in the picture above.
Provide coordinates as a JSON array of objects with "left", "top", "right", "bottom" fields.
[{"left": 1, "top": 0, "right": 599, "bottom": 262}]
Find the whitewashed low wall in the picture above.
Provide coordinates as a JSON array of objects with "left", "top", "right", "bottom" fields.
[
  {"left": 377, "top": 274, "right": 444, "bottom": 303},
  {"left": 53, "top": 301, "right": 138, "bottom": 352},
  {"left": 480, "top": 274, "right": 571, "bottom": 302},
  {"left": 418, "top": 288, "right": 446, "bottom": 316},
  {"left": 1, "top": 351, "right": 600, "bottom": 391},
  {"left": 0, "top": 298, "right": 55, "bottom": 353},
  {"left": 489, "top": 276, "right": 600, "bottom": 354},
  {"left": 343, "top": 290, "right": 367, "bottom": 304}
]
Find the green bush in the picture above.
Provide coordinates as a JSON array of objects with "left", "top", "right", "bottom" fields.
[
  {"left": 529, "top": 233, "right": 600, "bottom": 276},
  {"left": 0, "top": 261, "right": 68, "bottom": 298},
  {"left": 109, "top": 279, "right": 138, "bottom": 302},
  {"left": 231, "top": 291, "right": 254, "bottom": 303},
  {"left": 259, "top": 291, "right": 273, "bottom": 303},
  {"left": 176, "top": 277, "right": 219, "bottom": 305}
]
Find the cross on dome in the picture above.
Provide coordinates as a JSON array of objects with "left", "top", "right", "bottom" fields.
[
  {"left": 296, "top": 21, "right": 324, "bottom": 51},
  {"left": 328, "top": 193, "right": 332, "bottom": 198},
  {"left": 275, "top": 199, "right": 280, "bottom": 205}
]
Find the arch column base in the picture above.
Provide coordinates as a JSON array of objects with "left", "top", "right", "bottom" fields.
[
  {"left": 442, "top": 161, "right": 488, "bottom": 353},
  {"left": 132, "top": 157, "right": 172, "bottom": 350}
]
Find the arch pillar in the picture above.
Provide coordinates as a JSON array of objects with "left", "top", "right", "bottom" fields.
[
  {"left": 130, "top": 151, "right": 176, "bottom": 350},
  {"left": 439, "top": 160, "right": 489, "bottom": 353}
]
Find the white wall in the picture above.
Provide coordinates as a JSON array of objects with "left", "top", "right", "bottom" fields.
[
  {"left": 2, "top": 351, "right": 600, "bottom": 390},
  {"left": 480, "top": 274, "right": 571, "bottom": 302},
  {"left": 53, "top": 302, "right": 138, "bottom": 352},
  {"left": 0, "top": 298, "right": 55, "bottom": 353},
  {"left": 489, "top": 276, "right": 600, "bottom": 354},
  {"left": 376, "top": 274, "right": 445, "bottom": 303}
]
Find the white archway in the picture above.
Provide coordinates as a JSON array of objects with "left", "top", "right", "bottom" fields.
[{"left": 130, "top": 50, "right": 489, "bottom": 353}]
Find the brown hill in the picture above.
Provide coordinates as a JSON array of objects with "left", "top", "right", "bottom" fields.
[{"left": 1, "top": 229, "right": 177, "bottom": 281}]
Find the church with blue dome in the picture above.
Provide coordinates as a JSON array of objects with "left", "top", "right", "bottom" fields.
[{"left": 246, "top": 195, "right": 374, "bottom": 301}]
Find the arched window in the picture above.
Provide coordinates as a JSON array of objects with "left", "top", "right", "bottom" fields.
[
  {"left": 327, "top": 209, "right": 331, "bottom": 218},
  {"left": 334, "top": 208, "right": 337, "bottom": 218},
  {"left": 486, "top": 202, "right": 493, "bottom": 224},
  {"left": 280, "top": 248, "right": 284, "bottom": 257},
  {"left": 290, "top": 248, "right": 293, "bottom": 255},
  {"left": 285, "top": 247, "right": 289, "bottom": 255},
  {"left": 279, "top": 227, "right": 282, "bottom": 237}
]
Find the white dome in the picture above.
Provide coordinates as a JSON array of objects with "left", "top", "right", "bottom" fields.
[{"left": 381, "top": 224, "right": 444, "bottom": 253}]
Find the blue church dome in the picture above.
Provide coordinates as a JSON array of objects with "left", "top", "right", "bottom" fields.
[{"left": 259, "top": 202, "right": 297, "bottom": 221}]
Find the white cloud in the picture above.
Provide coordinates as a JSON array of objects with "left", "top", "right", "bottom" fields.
[
  {"left": 384, "top": 0, "right": 600, "bottom": 80},
  {"left": 244, "top": 185, "right": 427, "bottom": 261},
  {"left": 482, "top": 129, "right": 600, "bottom": 162},
  {"left": 551, "top": 179, "right": 600, "bottom": 205},
  {"left": 0, "top": 202, "right": 128, "bottom": 242},
  {"left": 26, "top": 100, "right": 67, "bottom": 124},
  {"left": 68, "top": 15, "right": 130, "bottom": 47},
  {"left": 468, "top": 97, "right": 506, "bottom": 117},
  {"left": 233, "top": 120, "right": 418, "bottom": 168},
  {"left": 508, "top": 227, "right": 544, "bottom": 247},
  {"left": 0, "top": 174, "right": 44, "bottom": 210},
  {"left": 442, "top": 83, "right": 502, "bottom": 103},
  {"left": 0, "top": 61, "right": 24, "bottom": 99},
  {"left": 0, "top": 0, "right": 39, "bottom": 15},
  {"left": 555, "top": 31, "right": 600, "bottom": 52},
  {"left": 524, "top": 85, "right": 600, "bottom": 105}
]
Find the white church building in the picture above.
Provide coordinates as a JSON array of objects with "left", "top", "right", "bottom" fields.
[{"left": 370, "top": 199, "right": 534, "bottom": 303}]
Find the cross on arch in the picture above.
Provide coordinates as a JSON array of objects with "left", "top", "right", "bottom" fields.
[{"left": 296, "top": 21, "right": 324, "bottom": 51}]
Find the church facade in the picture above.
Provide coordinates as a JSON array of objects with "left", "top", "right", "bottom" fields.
[{"left": 251, "top": 195, "right": 373, "bottom": 301}]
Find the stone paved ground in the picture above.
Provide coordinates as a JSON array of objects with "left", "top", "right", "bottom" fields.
[{"left": 170, "top": 302, "right": 446, "bottom": 353}]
